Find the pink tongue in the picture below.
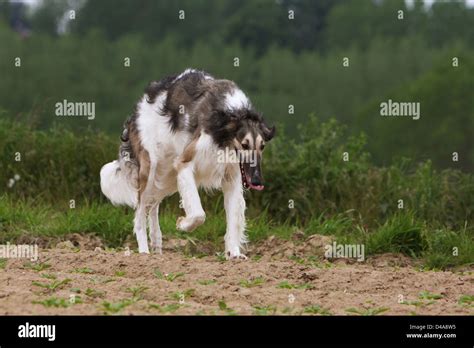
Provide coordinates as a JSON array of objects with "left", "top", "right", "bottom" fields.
[
  {"left": 249, "top": 183, "right": 264, "bottom": 191},
  {"left": 243, "top": 173, "right": 264, "bottom": 191}
]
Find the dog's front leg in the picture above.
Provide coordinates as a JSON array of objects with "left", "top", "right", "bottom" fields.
[
  {"left": 222, "top": 170, "right": 247, "bottom": 260},
  {"left": 175, "top": 160, "right": 206, "bottom": 232}
]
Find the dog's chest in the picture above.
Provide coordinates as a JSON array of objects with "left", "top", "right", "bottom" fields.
[
  {"left": 193, "top": 134, "right": 233, "bottom": 189},
  {"left": 194, "top": 153, "right": 230, "bottom": 190}
]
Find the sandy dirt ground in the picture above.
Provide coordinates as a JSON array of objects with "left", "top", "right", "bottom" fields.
[{"left": 0, "top": 234, "right": 473, "bottom": 315}]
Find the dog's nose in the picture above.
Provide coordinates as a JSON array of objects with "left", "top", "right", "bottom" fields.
[{"left": 251, "top": 177, "right": 262, "bottom": 186}]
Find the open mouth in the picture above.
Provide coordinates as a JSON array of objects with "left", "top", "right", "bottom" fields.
[{"left": 239, "top": 162, "right": 264, "bottom": 191}]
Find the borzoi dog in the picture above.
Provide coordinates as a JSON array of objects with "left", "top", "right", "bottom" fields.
[{"left": 100, "top": 69, "right": 275, "bottom": 259}]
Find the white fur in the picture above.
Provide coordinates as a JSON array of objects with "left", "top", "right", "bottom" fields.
[
  {"left": 101, "top": 76, "right": 248, "bottom": 258},
  {"left": 224, "top": 89, "right": 250, "bottom": 110},
  {"left": 100, "top": 160, "right": 138, "bottom": 208},
  {"left": 194, "top": 132, "right": 228, "bottom": 190},
  {"left": 174, "top": 68, "right": 197, "bottom": 81},
  {"left": 132, "top": 94, "right": 168, "bottom": 253},
  {"left": 148, "top": 203, "right": 162, "bottom": 253},
  {"left": 137, "top": 94, "right": 191, "bottom": 159},
  {"left": 175, "top": 160, "right": 206, "bottom": 232},
  {"left": 173, "top": 68, "right": 214, "bottom": 82},
  {"left": 174, "top": 132, "right": 247, "bottom": 257},
  {"left": 223, "top": 165, "right": 247, "bottom": 258}
]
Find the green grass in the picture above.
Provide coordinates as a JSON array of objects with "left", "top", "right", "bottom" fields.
[
  {"left": 239, "top": 277, "right": 265, "bottom": 288},
  {"left": 277, "top": 281, "right": 314, "bottom": 290},
  {"left": 458, "top": 295, "right": 474, "bottom": 306},
  {"left": 423, "top": 227, "right": 474, "bottom": 269},
  {"left": 32, "top": 278, "right": 72, "bottom": 292},
  {"left": 74, "top": 267, "right": 94, "bottom": 274},
  {"left": 85, "top": 288, "right": 105, "bottom": 298},
  {"left": 306, "top": 213, "right": 356, "bottom": 238},
  {"left": 401, "top": 300, "right": 435, "bottom": 307},
  {"left": 0, "top": 258, "right": 7, "bottom": 269},
  {"left": 40, "top": 273, "right": 57, "bottom": 280},
  {"left": 101, "top": 299, "right": 134, "bottom": 314},
  {"left": 345, "top": 306, "right": 390, "bottom": 316},
  {"left": 126, "top": 286, "right": 148, "bottom": 299},
  {"left": 303, "top": 305, "right": 332, "bottom": 315},
  {"left": 169, "top": 289, "right": 195, "bottom": 302},
  {"left": 418, "top": 291, "right": 443, "bottom": 300},
  {"left": 400, "top": 291, "right": 444, "bottom": 307},
  {"left": 253, "top": 305, "right": 277, "bottom": 315},
  {"left": 23, "top": 261, "right": 51, "bottom": 272},
  {"left": 153, "top": 269, "right": 185, "bottom": 282},
  {"left": 33, "top": 296, "right": 82, "bottom": 308},
  {"left": 0, "top": 195, "right": 133, "bottom": 247},
  {"left": 0, "top": 194, "right": 472, "bottom": 269},
  {"left": 149, "top": 303, "right": 181, "bottom": 313},
  {"left": 218, "top": 300, "right": 236, "bottom": 315},
  {"left": 365, "top": 213, "right": 426, "bottom": 257}
]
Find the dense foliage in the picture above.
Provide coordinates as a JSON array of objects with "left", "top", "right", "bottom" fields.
[
  {"left": 1, "top": 118, "right": 472, "bottom": 230},
  {"left": 1, "top": 0, "right": 473, "bottom": 170}
]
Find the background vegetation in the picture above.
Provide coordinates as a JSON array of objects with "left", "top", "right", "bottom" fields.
[
  {"left": 0, "top": 0, "right": 473, "bottom": 268},
  {"left": 0, "top": 0, "right": 473, "bottom": 170},
  {"left": 1, "top": 117, "right": 472, "bottom": 268}
]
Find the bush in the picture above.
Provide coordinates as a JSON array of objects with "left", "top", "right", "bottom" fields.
[
  {"left": 1, "top": 116, "right": 473, "bottom": 233},
  {"left": 0, "top": 118, "right": 116, "bottom": 201},
  {"left": 366, "top": 213, "right": 426, "bottom": 257}
]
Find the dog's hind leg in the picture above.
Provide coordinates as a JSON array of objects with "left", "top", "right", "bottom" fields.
[
  {"left": 148, "top": 201, "right": 162, "bottom": 254},
  {"left": 134, "top": 202, "right": 149, "bottom": 254},
  {"left": 134, "top": 151, "right": 156, "bottom": 254},
  {"left": 222, "top": 166, "right": 247, "bottom": 260}
]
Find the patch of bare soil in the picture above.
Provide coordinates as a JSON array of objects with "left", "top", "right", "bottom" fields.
[{"left": 0, "top": 235, "right": 472, "bottom": 315}]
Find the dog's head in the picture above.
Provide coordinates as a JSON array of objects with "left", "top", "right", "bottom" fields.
[{"left": 226, "top": 109, "right": 275, "bottom": 190}]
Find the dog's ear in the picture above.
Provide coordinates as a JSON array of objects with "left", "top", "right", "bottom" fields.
[
  {"left": 220, "top": 110, "right": 242, "bottom": 132},
  {"left": 228, "top": 113, "right": 240, "bottom": 122},
  {"left": 227, "top": 110, "right": 246, "bottom": 123},
  {"left": 262, "top": 123, "right": 276, "bottom": 141},
  {"left": 218, "top": 110, "right": 237, "bottom": 121}
]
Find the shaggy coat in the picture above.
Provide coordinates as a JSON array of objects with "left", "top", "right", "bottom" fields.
[{"left": 100, "top": 68, "right": 275, "bottom": 258}]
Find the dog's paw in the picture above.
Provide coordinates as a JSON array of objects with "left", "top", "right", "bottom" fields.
[
  {"left": 176, "top": 214, "right": 205, "bottom": 232},
  {"left": 151, "top": 245, "right": 162, "bottom": 255},
  {"left": 150, "top": 236, "right": 162, "bottom": 254},
  {"left": 176, "top": 216, "right": 186, "bottom": 230},
  {"left": 225, "top": 250, "right": 248, "bottom": 261}
]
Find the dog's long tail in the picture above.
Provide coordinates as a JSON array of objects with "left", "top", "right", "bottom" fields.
[{"left": 100, "top": 117, "right": 138, "bottom": 208}]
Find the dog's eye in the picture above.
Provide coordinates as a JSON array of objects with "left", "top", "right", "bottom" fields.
[{"left": 242, "top": 143, "right": 249, "bottom": 150}]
